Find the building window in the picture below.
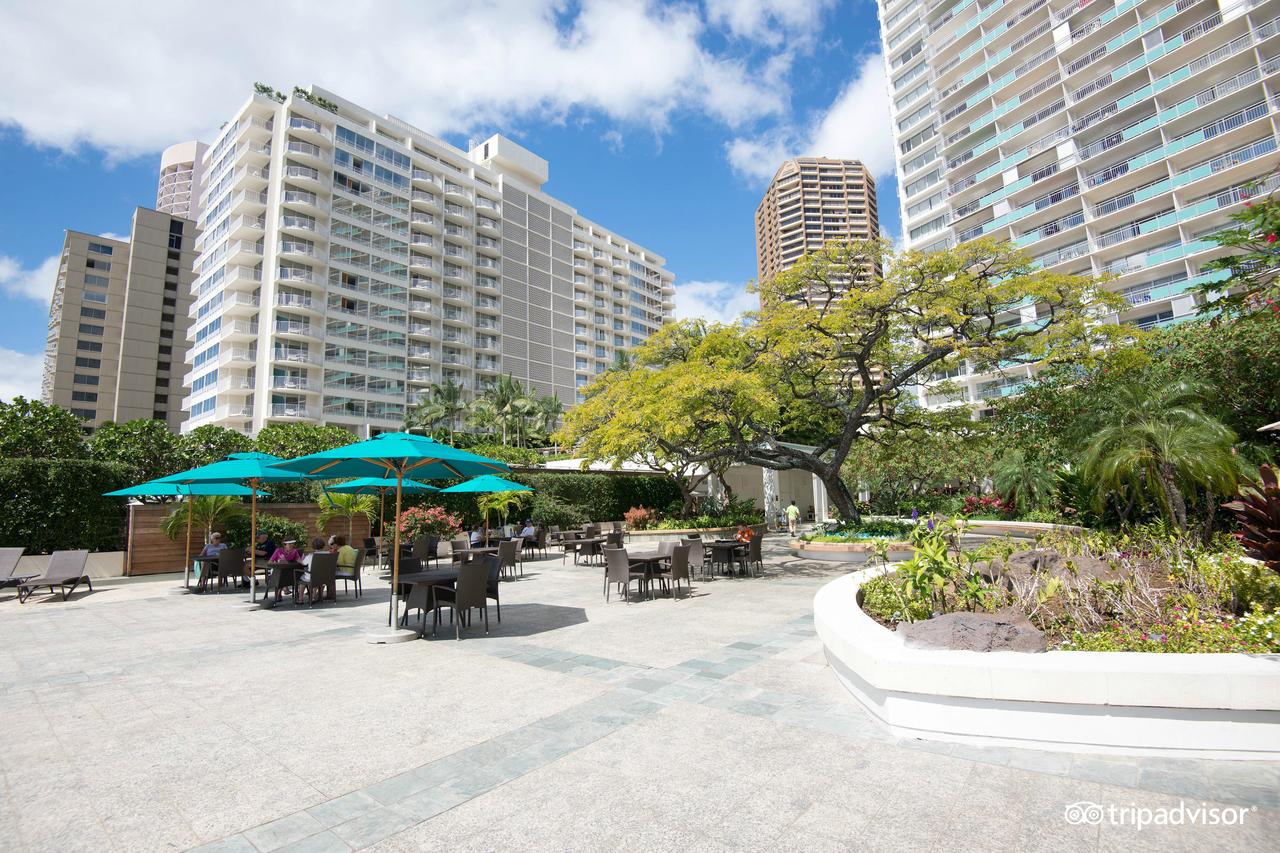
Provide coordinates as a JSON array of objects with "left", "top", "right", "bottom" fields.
[
  {"left": 87, "top": 242, "right": 113, "bottom": 255},
  {"left": 169, "top": 220, "right": 184, "bottom": 235},
  {"left": 78, "top": 323, "right": 104, "bottom": 336},
  {"left": 77, "top": 340, "right": 103, "bottom": 352},
  {"left": 84, "top": 274, "right": 109, "bottom": 288},
  {"left": 158, "top": 345, "right": 172, "bottom": 355},
  {"left": 70, "top": 408, "right": 96, "bottom": 420},
  {"left": 85, "top": 258, "right": 111, "bottom": 271},
  {"left": 168, "top": 233, "right": 183, "bottom": 250},
  {"left": 80, "top": 306, "right": 106, "bottom": 320},
  {"left": 82, "top": 291, "right": 108, "bottom": 304},
  {"left": 74, "top": 356, "right": 101, "bottom": 369},
  {"left": 73, "top": 374, "right": 99, "bottom": 386},
  {"left": 71, "top": 391, "right": 98, "bottom": 403}
]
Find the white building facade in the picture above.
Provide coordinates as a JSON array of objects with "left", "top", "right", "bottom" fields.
[
  {"left": 880, "top": 0, "right": 1271, "bottom": 408},
  {"left": 183, "top": 86, "right": 674, "bottom": 435}
]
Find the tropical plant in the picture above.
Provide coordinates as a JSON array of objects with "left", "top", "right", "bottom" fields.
[
  {"left": 88, "top": 419, "right": 188, "bottom": 487},
  {"left": 225, "top": 513, "right": 306, "bottom": 549},
  {"left": 1196, "top": 181, "right": 1280, "bottom": 318},
  {"left": 161, "top": 496, "right": 247, "bottom": 542},
  {"left": 317, "top": 492, "right": 378, "bottom": 540},
  {"left": 623, "top": 506, "right": 657, "bottom": 530},
  {"left": 0, "top": 397, "right": 86, "bottom": 460},
  {"left": 182, "top": 424, "right": 253, "bottom": 467},
  {"left": 475, "top": 490, "right": 530, "bottom": 529},
  {"left": 992, "top": 448, "right": 1058, "bottom": 510},
  {"left": 1081, "top": 379, "right": 1239, "bottom": 530},
  {"left": 1222, "top": 464, "right": 1280, "bottom": 574},
  {"left": 408, "top": 379, "right": 467, "bottom": 440}
]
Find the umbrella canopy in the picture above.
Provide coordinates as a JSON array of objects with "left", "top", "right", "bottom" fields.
[
  {"left": 270, "top": 433, "right": 510, "bottom": 641},
  {"left": 268, "top": 432, "right": 511, "bottom": 480},
  {"left": 104, "top": 481, "right": 259, "bottom": 497},
  {"left": 153, "top": 453, "right": 320, "bottom": 601},
  {"left": 438, "top": 475, "right": 531, "bottom": 493},
  {"left": 327, "top": 476, "right": 438, "bottom": 494}
]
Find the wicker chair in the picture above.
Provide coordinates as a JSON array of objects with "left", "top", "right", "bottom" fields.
[
  {"left": 298, "top": 553, "right": 337, "bottom": 607},
  {"left": 604, "top": 546, "right": 647, "bottom": 602},
  {"left": 336, "top": 548, "right": 363, "bottom": 598},
  {"left": 432, "top": 561, "right": 491, "bottom": 639}
]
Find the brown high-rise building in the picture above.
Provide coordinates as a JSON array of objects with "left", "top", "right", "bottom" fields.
[
  {"left": 755, "top": 158, "right": 879, "bottom": 284},
  {"left": 41, "top": 207, "right": 199, "bottom": 433}
]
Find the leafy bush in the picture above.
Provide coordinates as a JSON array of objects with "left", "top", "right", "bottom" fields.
[
  {"left": 529, "top": 494, "right": 587, "bottom": 529},
  {"left": 513, "top": 473, "right": 682, "bottom": 521},
  {"left": 624, "top": 506, "right": 657, "bottom": 530},
  {"left": 962, "top": 495, "right": 1015, "bottom": 518},
  {"left": 860, "top": 573, "right": 932, "bottom": 624},
  {"left": 1061, "top": 607, "right": 1280, "bottom": 653},
  {"left": 1017, "top": 507, "right": 1065, "bottom": 524},
  {"left": 224, "top": 513, "right": 307, "bottom": 549},
  {"left": 397, "top": 505, "right": 463, "bottom": 540},
  {"left": 0, "top": 458, "right": 131, "bottom": 553},
  {"left": 803, "top": 518, "right": 915, "bottom": 541},
  {"left": 463, "top": 442, "right": 543, "bottom": 467}
]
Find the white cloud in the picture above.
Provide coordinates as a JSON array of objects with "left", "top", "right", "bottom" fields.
[
  {"left": 706, "top": 0, "right": 839, "bottom": 45},
  {"left": 726, "top": 52, "right": 894, "bottom": 182},
  {"left": 0, "top": 253, "right": 60, "bottom": 304},
  {"left": 0, "top": 0, "right": 788, "bottom": 158},
  {"left": 0, "top": 348, "right": 45, "bottom": 403},
  {"left": 672, "top": 280, "right": 757, "bottom": 325}
]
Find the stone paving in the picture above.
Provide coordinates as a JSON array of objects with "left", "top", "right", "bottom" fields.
[{"left": 1, "top": 538, "right": 1277, "bottom": 852}]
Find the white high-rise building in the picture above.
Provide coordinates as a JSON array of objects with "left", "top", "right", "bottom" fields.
[
  {"left": 183, "top": 85, "right": 674, "bottom": 436},
  {"left": 880, "top": 0, "right": 1271, "bottom": 408},
  {"left": 157, "top": 141, "right": 208, "bottom": 218}
]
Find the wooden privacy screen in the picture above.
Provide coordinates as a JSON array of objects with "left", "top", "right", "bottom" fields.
[{"left": 125, "top": 503, "right": 372, "bottom": 576}]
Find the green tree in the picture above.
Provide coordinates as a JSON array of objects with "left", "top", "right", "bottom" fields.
[
  {"left": 407, "top": 379, "right": 467, "bottom": 440},
  {"left": 562, "top": 239, "right": 1125, "bottom": 523},
  {"left": 1196, "top": 183, "right": 1280, "bottom": 318},
  {"left": 0, "top": 397, "right": 86, "bottom": 459},
  {"left": 533, "top": 395, "right": 565, "bottom": 446},
  {"left": 182, "top": 424, "right": 253, "bottom": 467},
  {"left": 1081, "top": 379, "right": 1240, "bottom": 530},
  {"left": 255, "top": 423, "right": 357, "bottom": 502},
  {"left": 991, "top": 448, "right": 1058, "bottom": 511},
  {"left": 161, "top": 495, "right": 247, "bottom": 542},
  {"left": 316, "top": 492, "right": 377, "bottom": 540},
  {"left": 88, "top": 419, "right": 187, "bottom": 485}
]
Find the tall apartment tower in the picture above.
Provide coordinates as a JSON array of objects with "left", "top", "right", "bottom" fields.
[
  {"left": 183, "top": 85, "right": 674, "bottom": 436},
  {"left": 880, "top": 0, "right": 1270, "bottom": 407},
  {"left": 754, "top": 158, "right": 879, "bottom": 282},
  {"left": 157, "top": 141, "right": 209, "bottom": 218},
  {"left": 42, "top": 208, "right": 199, "bottom": 432}
]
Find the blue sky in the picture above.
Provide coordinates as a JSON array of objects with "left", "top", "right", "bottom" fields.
[{"left": 0, "top": 0, "right": 896, "bottom": 401}]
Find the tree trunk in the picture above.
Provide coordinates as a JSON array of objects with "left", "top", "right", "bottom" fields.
[
  {"left": 1158, "top": 462, "right": 1188, "bottom": 530},
  {"left": 821, "top": 471, "right": 862, "bottom": 525},
  {"left": 717, "top": 472, "right": 734, "bottom": 504}
]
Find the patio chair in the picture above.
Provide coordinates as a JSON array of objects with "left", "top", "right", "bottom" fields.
[
  {"left": 298, "top": 553, "right": 337, "bottom": 607},
  {"left": 216, "top": 548, "right": 245, "bottom": 594},
  {"left": 432, "top": 560, "right": 490, "bottom": 639},
  {"left": 362, "top": 538, "right": 379, "bottom": 560},
  {"left": 484, "top": 554, "right": 502, "bottom": 622},
  {"left": 336, "top": 548, "right": 363, "bottom": 598},
  {"left": 511, "top": 536, "right": 525, "bottom": 576},
  {"left": 548, "top": 525, "right": 563, "bottom": 546},
  {"left": 450, "top": 538, "right": 471, "bottom": 566},
  {"left": 0, "top": 548, "right": 31, "bottom": 589},
  {"left": 604, "top": 546, "right": 647, "bottom": 603},
  {"left": 747, "top": 532, "right": 763, "bottom": 577},
  {"left": 497, "top": 539, "right": 520, "bottom": 581},
  {"left": 667, "top": 543, "right": 692, "bottom": 599},
  {"left": 16, "top": 550, "right": 91, "bottom": 603},
  {"left": 658, "top": 540, "right": 676, "bottom": 557},
  {"left": 605, "top": 530, "right": 623, "bottom": 549},
  {"left": 413, "top": 535, "right": 440, "bottom": 569},
  {"left": 533, "top": 527, "right": 549, "bottom": 559},
  {"left": 684, "top": 537, "right": 710, "bottom": 580}
]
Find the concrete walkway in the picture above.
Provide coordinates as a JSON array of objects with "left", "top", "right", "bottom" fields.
[{"left": 1, "top": 539, "right": 1275, "bottom": 852}]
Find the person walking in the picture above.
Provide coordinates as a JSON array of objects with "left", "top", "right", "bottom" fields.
[{"left": 785, "top": 500, "right": 801, "bottom": 537}]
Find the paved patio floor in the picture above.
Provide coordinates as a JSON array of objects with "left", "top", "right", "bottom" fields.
[{"left": 1, "top": 538, "right": 1276, "bottom": 852}]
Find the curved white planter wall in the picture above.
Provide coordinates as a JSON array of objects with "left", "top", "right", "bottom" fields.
[{"left": 814, "top": 570, "right": 1280, "bottom": 759}]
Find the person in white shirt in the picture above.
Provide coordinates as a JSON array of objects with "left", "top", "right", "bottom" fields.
[{"left": 518, "top": 519, "right": 536, "bottom": 539}]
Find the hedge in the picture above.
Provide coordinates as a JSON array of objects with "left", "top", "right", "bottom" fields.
[{"left": 0, "top": 458, "right": 132, "bottom": 553}]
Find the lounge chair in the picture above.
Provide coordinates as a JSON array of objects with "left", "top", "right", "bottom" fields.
[
  {"left": 16, "top": 550, "right": 91, "bottom": 603},
  {"left": 0, "top": 548, "right": 32, "bottom": 590}
]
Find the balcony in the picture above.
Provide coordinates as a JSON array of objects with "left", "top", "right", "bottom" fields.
[
  {"left": 408, "top": 345, "right": 434, "bottom": 359},
  {"left": 412, "top": 190, "right": 441, "bottom": 209},
  {"left": 281, "top": 189, "right": 327, "bottom": 214},
  {"left": 443, "top": 183, "right": 472, "bottom": 202},
  {"left": 274, "top": 320, "right": 319, "bottom": 340},
  {"left": 278, "top": 267, "right": 320, "bottom": 286},
  {"left": 476, "top": 216, "right": 500, "bottom": 235},
  {"left": 411, "top": 212, "right": 441, "bottom": 232},
  {"left": 227, "top": 239, "right": 263, "bottom": 264},
  {"left": 276, "top": 293, "right": 316, "bottom": 312},
  {"left": 279, "top": 240, "right": 323, "bottom": 262},
  {"left": 285, "top": 139, "right": 324, "bottom": 163},
  {"left": 269, "top": 403, "right": 312, "bottom": 419},
  {"left": 272, "top": 348, "right": 319, "bottom": 365},
  {"left": 411, "top": 169, "right": 439, "bottom": 187},
  {"left": 288, "top": 116, "right": 332, "bottom": 143},
  {"left": 443, "top": 203, "right": 470, "bottom": 223},
  {"left": 271, "top": 376, "right": 315, "bottom": 392}
]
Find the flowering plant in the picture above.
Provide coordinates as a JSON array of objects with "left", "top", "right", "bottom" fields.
[
  {"left": 961, "top": 495, "right": 1015, "bottom": 517},
  {"left": 624, "top": 505, "right": 657, "bottom": 530},
  {"left": 398, "top": 505, "right": 463, "bottom": 540}
]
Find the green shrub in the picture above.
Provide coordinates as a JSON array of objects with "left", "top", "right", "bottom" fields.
[
  {"left": 225, "top": 513, "right": 308, "bottom": 549},
  {"left": 1017, "top": 507, "right": 1065, "bottom": 524},
  {"left": 529, "top": 494, "right": 587, "bottom": 529},
  {"left": 512, "top": 472, "right": 682, "bottom": 521},
  {"left": 0, "top": 458, "right": 131, "bottom": 553},
  {"left": 859, "top": 574, "right": 932, "bottom": 624},
  {"left": 1061, "top": 607, "right": 1280, "bottom": 653},
  {"left": 463, "top": 442, "right": 543, "bottom": 467}
]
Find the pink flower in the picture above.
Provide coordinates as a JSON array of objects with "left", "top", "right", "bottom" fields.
[{"left": 1268, "top": 234, "right": 1278, "bottom": 244}]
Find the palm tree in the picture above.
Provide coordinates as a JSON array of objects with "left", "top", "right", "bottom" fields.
[
  {"left": 992, "top": 448, "right": 1057, "bottom": 510},
  {"left": 534, "top": 395, "right": 565, "bottom": 445},
  {"left": 408, "top": 379, "right": 466, "bottom": 440},
  {"left": 317, "top": 492, "right": 378, "bottom": 541},
  {"left": 1081, "top": 379, "right": 1239, "bottom": 530},
  {"left": 161, "top": 496, "right": 247, "bottom": 543}
]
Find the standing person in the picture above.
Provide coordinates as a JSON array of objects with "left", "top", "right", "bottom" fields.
[{"left": 785, "top": 500, "right": 801, "bottom": 537}]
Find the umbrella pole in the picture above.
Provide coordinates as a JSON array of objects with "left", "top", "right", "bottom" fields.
[
  {"left": 379, "top": 490, "right": 386, "bottom": 570},
  {"left": 250, "top": 483, "right": 257, "bottom": 602},
  {"left": 184, "top": 494, "right": 193, "bottom": 590},
  {"left": 391, "top": 470, "right": 403, "bottom": 628}
]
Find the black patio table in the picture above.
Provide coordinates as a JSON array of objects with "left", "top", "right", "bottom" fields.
[
  {"left": 625, "top": 550, "right": 672, "bottom": 597},
  {"left": 191, "top": 553, "right": 220, "bottom": 591},
  {"left": 395, "top": 569, "right": 461, "bottom": 636},
  {"left": 710, "top": 540, "right": 748, "bottom": 576}
]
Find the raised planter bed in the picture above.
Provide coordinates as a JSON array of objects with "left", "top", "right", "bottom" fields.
[
  {"left": 814, "top": 568, "right": 1280, "bottom": 758},
  {"left": 625, "top": 525, "right": 763, "bottom": 544},
  {"left": 790, "top": 539, "right": 914, "bottom": 563}
]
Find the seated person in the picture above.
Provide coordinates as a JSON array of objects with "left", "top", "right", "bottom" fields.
[
  {"left": 331, "top": 535, "right": 358, "bottom": 570},
  {"left": 254, "top": 531, "right": 276, "bottom": 562},
  {"left": 518, "top": 519, "right": 536, "bottom": 539},
  {"left": 734, "top": 522, "right": 753, "bottom": 544},
  {"left": 270, "top": 538, "right": 302, "bottom": 563},
  {"left": 469, "top": 526, "right": 484, "bottom": 546},
  {"left": 199, "top": 532, "right": 227, "bottom": 557}
]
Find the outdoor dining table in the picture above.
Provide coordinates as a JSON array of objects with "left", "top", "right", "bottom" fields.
[
  {"left": 567, "top": 536, "right": 608, "bottom": 564},
  {"left": 710, "top": 540, "right": 749, "bottom": 576},
  {"left": 258, "top": 560, "right": 305, "bottom": 607},
  {"left": 394, "top": 569, "right": 460, "bottom": 636},
  {"left": 191, "top": 553, "right": 220, "bottom": 591},
  {"left": 625, "top": 550, "right": 672, "bottom": 597}
]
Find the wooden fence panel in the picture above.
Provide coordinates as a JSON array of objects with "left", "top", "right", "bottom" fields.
[{"left": 126, "top": 503, "right": 372, "bottom": 576}]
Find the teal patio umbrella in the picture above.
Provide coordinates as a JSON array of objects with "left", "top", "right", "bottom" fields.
[
  {"left": 326, "top": 476, "right": 438, "bottom": 562},
  {"left": 440, "top": 475, "right": 533, "bottom": 545},
  {"left": 270, "top": 433, "right": 510, "bottom": 642},
  {"left": 104, "top": 478, "right": 261, "bottom": 590},
  {"left": 154, "top": 452, "right": 320, "bottom": 602}
]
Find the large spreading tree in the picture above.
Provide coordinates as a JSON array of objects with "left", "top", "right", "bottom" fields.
[{"left": 560, "top": 238, "right": 1126, "bottom": 523}]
